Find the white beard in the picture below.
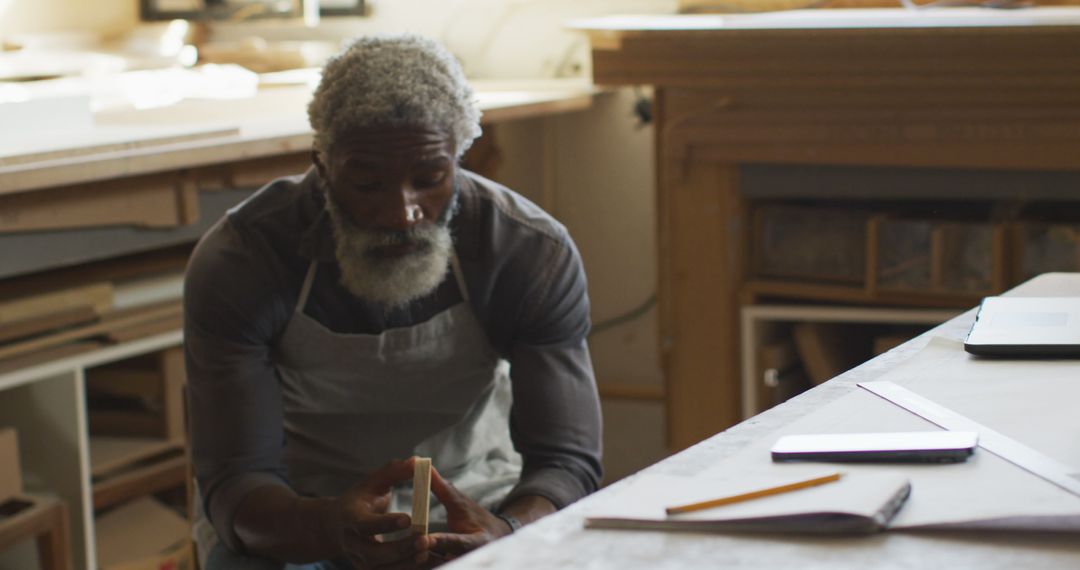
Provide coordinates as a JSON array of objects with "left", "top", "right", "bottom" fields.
[{"left": 325, "top": 197, "right": 454, "bottom": 308}]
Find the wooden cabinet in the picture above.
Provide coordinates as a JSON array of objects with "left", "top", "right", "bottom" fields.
[{"left": 576, "top": 8, "right": 1080, "bottom": 450}]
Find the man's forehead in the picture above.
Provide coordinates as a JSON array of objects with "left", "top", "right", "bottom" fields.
[{"left": 332, "top": 126, "right": 454, "bottom": 161}]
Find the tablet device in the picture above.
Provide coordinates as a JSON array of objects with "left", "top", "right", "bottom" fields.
[
  {"left": 771, "top": 431, "right": 978, "bottom": 463},
  {"left": 965, "top": 297, "right": 1080, "bottom": 357}
]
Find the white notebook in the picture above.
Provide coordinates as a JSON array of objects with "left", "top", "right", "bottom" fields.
[{"left": 585, "top": 470, "right": 911, "bottom": 535}]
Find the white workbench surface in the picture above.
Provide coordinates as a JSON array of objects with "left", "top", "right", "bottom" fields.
[{"left": 447, "top": 273, "right": 1080, "bottom": 569}]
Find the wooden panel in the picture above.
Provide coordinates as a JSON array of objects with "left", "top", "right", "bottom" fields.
[
  {"left": 0, "top": 172, "right": 201, "bottom": 233},
  {"left": 588, "top": 19, "right": 1080, "bottom": 110},
  {"left": 660, "top": 88, "right": 747, "bottom": 449},
  {"left": 663, "top": 102, "right": 1080, "bottom": 171},
  {"left": 0, "top": 284, "right": 112, "bottom": 326}
]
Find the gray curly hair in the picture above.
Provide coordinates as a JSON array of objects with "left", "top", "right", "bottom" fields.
[{"left": 308, "top": 34, "right": 482, "bottom": 159}]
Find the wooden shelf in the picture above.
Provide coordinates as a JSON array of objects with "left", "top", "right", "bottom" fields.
[
  {"left": 92, "top": 455, "right": 187, "bottom": 512},
  {"left": 740, "top": 303, "right": 960, "bottom": 417},
  {"left": 744, "top": 278, "right": 982, "bottom": 309}
]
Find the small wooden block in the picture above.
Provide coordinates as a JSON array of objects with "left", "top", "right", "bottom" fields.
[{"left": 411, "top": 458, "right": 432, "bottom": 536}]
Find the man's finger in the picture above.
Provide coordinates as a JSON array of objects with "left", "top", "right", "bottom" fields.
[
  {"left": 346, "top": 512, "right": 411, "bottom": 537},
  {"left": 426, "top": 531, "right": 485, "bottom": 556},
  {"left": 361, "top": 457, "right": 417, "bottom": 495},
  {"left": 368, "top": 490, "right": 392, "bottom": 513},
  {"left": 428, "top": 467, "right": 472, "bottom": 518}
]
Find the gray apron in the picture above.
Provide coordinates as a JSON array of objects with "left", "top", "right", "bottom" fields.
[{"left": 194, "top": 255, "right": 521, "bottom": 562}]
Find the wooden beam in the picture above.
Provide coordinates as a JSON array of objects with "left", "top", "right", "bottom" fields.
[
  {"left": 92, "top": 456, "right": 188, "bottom": 511},
  {"left": 659, "top": 105, "right": 747, "bottom": 448}
]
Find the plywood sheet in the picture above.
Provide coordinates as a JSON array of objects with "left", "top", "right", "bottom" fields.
[
  {"left": 0, "top": 306, "right": 97, "bottom": 344},
  {"left": 0, "top": 283, "right": 112, "bottom": 326}
]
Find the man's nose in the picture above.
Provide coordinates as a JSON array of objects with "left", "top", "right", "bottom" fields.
[{"left": 376, "top": 189, "right": 424, "bottom": 231}]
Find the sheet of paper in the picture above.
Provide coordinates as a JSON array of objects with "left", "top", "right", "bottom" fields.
[{"left": 873, "top": 337, "right": 1080, "bottom": 468}]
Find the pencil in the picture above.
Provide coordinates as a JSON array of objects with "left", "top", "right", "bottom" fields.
[{"left": 665, "top": 471, "right": 844, "bottom": 515}]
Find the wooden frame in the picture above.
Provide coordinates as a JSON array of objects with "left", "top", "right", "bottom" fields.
[{"left": 139, "top": 0, "right": 365, "bottom": 21}]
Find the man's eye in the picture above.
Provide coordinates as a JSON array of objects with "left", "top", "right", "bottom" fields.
[{"left": 415, "top": 172, "right": 447, "bottom": 188}]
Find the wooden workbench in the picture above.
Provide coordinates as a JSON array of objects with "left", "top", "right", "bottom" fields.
[
  {"left": 0, "top": 77, "right": 595, "bottom": 194},
  {"left": 444, "top": 272, "right": 1080, "bottom": 570},
  {"left": 0, "top": 76, "right": 595, "bottom": 280},
  {"left": 573, "top": 8, "right": 1080, "bottom": 451}
]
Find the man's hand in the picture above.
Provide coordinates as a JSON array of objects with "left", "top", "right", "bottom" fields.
[
  {"left": 327, "top": 458, "right": 428, "bottom": 569},
  {"left": 420, "top": 469, "right": 557, "bottom": 563},
  {"left": 418, "top": 467, "right": 511, "bottom": 561}
]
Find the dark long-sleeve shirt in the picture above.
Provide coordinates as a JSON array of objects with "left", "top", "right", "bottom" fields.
[{"left": 184, "top": 167, "right": 603, "bottom": 550}]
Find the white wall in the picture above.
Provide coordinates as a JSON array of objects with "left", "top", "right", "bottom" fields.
[{"left": 0, "top": 0, "right": 137, "bottom": 37}]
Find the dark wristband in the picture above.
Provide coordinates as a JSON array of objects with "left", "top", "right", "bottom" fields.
[{"left": 496, "top": 513, "right": 522, "bottom": 534}]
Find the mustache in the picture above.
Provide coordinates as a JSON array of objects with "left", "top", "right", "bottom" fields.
[
  {"left": 363, "top": 227, "right": 436, "bottom": 259},
  {"left": 364, "top": 226, "right": 433, "bottom": 248}
]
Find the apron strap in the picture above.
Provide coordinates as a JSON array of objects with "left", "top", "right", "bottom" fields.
[
  {"left": 450, "top": 253, "right": 470, "bottom": 304},
  {"left": 295, "top": 260, "right": 318, "bottom": 316}
]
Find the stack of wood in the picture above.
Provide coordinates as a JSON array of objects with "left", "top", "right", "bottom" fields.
[{"left": 0, "top": 250, "right": 188, "bottom": 375}]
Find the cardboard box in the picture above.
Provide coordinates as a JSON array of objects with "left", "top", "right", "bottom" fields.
[
  {"left": 95, "top": 497, "right": 193, "bottom": 570},
  {"left": 0, "top": 427, "right": 22, "bottom": 502}
]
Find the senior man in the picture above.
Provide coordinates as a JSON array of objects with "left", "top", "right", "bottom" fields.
[{"left": 184, "top": 34, "right": 602, "bottom": 569}]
